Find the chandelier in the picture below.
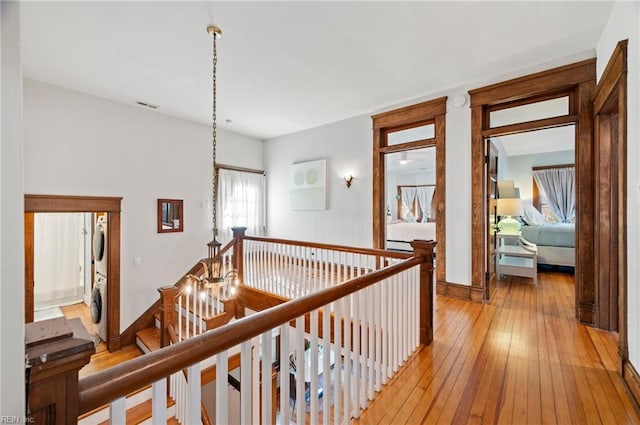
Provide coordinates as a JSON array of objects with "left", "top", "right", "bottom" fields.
[{"left": 186, "top": 25, "right": 239, "bottom": 297}]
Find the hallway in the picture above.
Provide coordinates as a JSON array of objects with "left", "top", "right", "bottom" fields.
[{"left": 356, "top": 272, "right": 639, "bottom": 424}]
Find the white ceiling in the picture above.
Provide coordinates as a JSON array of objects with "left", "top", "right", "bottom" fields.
[
  {"left": 20, "top": 1, "right": 613, "bottom": 140},
  {"left": 386, "top": 147, "right": 435, "bottom": 174}
]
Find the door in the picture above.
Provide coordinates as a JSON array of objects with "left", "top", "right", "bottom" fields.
[{"left": 485, "top": 140, "right": 499, "bottom": 301}]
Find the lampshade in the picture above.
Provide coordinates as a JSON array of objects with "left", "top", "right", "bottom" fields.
[
  {"left": 497, "top": 180, "right": 517, "bottom": 198},
  {"left": 497, "top": 198, "right": 523, "bottom": 217}
]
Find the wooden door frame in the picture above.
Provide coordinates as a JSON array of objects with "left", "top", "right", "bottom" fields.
[
  {"left": 485, "top": 141, "right": 499, "bottom": 301},
  {"left": 469, "top": 59, "right": 597, "bottom": 315},
  {"left": 592, "top": 40, "right": 628, "bottom": 373},
  {"left": 372, "top": 97, "right": 447, "bottom": 288},
  {"left": 25, "top": 194, "right": 122, "bottom": 351}
]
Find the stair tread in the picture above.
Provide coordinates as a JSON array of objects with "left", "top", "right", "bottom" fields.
[
  {"left": 97, "top": 395, "right": 175, "bottom": 425},
  {"left": 136, "top": 327, "right": 161, "bottom": 352}
]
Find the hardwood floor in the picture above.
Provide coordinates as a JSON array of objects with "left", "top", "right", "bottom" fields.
[
  {"left": 60, "top": 302, "right": 144, "bottom": 377},
  {"left": 355, "top": 271, "right": 640, "bottom": 424}
]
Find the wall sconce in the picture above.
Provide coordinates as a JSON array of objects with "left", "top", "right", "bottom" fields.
[{"left": 344, "top": 174, "right": 354, "bottom": 188}]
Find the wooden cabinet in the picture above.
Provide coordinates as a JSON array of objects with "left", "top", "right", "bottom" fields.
[{"left": 26, "top": 317, "right": 95, "bottom": 425}]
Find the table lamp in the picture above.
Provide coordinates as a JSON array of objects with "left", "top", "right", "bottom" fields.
[{"left": 497, "top": 198, "right": 523, "bottom": 234}]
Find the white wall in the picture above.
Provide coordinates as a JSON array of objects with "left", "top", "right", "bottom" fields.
[
  {"left": 1, "top": 1, "right": 25, "bottom": 416},
  {"left": 264, "top": 51, "right": 595, "bottom": 286},
  {"left": 492, "top": 138, "right": 510, "bottom": 182},
  {"left": 264, "top": 115, "right": 373, "bottom": 247},
  {"left": 596, "top": 1, "right": 640, "bottom": 370},
  {"left": 506, "top": 150, "right": 575, "bottom": 201},
  {"left": 23, "top": 79, "right": 263, "bottom": 330}
]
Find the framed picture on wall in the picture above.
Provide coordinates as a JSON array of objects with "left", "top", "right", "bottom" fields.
[{"left": 290, "top": 159, "right": 327, "bottom": 210}]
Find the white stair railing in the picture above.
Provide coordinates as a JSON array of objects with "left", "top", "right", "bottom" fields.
[{"left": 78, "top": 239, "right": 434, "bottom": 425}]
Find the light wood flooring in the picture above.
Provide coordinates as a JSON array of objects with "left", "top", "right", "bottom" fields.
[
  {"left": 60, "top": 302, "right": 144, "bottom": 378},
  {"left": 355, "top": 271, "right": 640, "bottom": 425}
]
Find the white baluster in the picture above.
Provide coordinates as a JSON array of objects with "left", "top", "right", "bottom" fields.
[
  {"left": 109, "top": 396, "right": 126, "bottom": 425},
  {"left": 295, "top": 316, "right": 306, "bottom": 424},
  {"left": 310, "top": 310, "right": 319, "bottom": 424},
  {"left": 185, "top": 287, "right": 190, "bottom": 340},
  {"left": 178, "top": 295, "right": 183, "bottom": 342},
  {"left": 353, "top": 263, "right": 361, "bottom": 415},
  {"left": 343, "top": 294, "right": 352, "bottom": 422},
  {"left": 240, "top": 340, "right": 252, "bottom": 425},
  {"left": 261, "top": 331, "right": 272, "bottom": 425},
  {"left": 187, "top": 363, "right": 201, "bottom": 425},
  {"left": 152, "top": 378, "right": 167, "bottom": 424},
  {"left": 322, "top": 304, "right": 330, "bottom": 425},
  {"left": 393, "top": 273, "right": 399, "bottom": 372},
  {"left": 382, "top": 272, "right": 390, "bottom": 383},
  {"left": 280, "top": 324, "right": 291, "bottom": 425},
  {"left": 374, "top": 275, "right": 382, "bottom": 391},
  {"left": 216, "top": 351, "right": 229, "bottom": 425},
  {"left": 252, "top": 336, "right": 260, "bottom": 423},
  {"left": 332, "top": 297, "right": 342, "bottom": 425},
  {"left": 368, "top": 284, "right": 374, "bottom": 400}
]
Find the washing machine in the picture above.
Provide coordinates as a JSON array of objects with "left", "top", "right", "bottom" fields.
[
  {"left": 93, "top": 215, "right": 108, "bottom": 277},
  {"left": 91, "top": 274, "right": 108, "bottom": 341}
]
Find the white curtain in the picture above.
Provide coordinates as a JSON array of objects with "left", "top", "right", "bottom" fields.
[
  {"left": 416, "top": 186, "right": 435, "bottom": 223},
  {"left": 532, "top": 167, "right": 576, "bottom": 223},
  {"left": 34, "top": 213, "right": 86, "bottom": 308},
  {"left": 218, "top": 169, "right": 266, "bottom": 243},
  {"left": 400, "top": 187, "right": 417, "bottom": 220}
]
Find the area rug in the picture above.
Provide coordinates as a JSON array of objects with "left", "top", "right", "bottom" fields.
[{"left": 34, "top": 306, "right": 64, "bottom": 322}]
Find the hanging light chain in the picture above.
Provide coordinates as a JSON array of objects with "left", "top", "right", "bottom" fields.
[
  {"left": 211, "top": 29, "right": 218, "bottom": 238},
  {"left": 207, "top": 25, "right": 221, "bottom": 242}
]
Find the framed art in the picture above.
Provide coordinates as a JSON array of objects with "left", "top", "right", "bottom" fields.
[{"left": 290, "top": 159, "right": 327, "bottom": 210}]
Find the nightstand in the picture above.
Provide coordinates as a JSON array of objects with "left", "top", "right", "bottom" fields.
[{"left": 497, "top": 232, "right": 538, "bottom": 285}]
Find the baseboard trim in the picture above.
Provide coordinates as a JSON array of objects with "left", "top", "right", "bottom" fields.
[
  {"left": 623, "top": 360, "right": 640, "bottom": 411},
  {"left": 436, "top": 280, "right": 471, "bottom": 301}
]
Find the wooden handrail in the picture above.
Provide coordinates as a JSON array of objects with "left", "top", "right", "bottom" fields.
[
  {"left": 243, "top": 235, "right": 414, "bottom": 259},
  {"left": 77, "top": 253, "right": 426, "bottom": 414}
]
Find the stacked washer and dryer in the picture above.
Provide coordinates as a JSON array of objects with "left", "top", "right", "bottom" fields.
[{"left": 91, "top": 214, "right": 108, "bottom": 342}]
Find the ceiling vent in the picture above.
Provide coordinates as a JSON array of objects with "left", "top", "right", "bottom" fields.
[{"left": 136, "top": 101, "right": 159, "bottom": 109}]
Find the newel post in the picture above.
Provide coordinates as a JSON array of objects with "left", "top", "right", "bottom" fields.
[
  {"left": 410, "top": 239, "right": 436, "bottom": 345},
  {"left": 158, "top": 286, "right": 178, "bottom": 347},
  {"left": 231, "top": 227, "right": 247, "bottom": 283}
]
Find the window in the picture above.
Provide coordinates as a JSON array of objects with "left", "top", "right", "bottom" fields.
[
  {"left": 489, "top": 96, "right": 569, "bottom": 128},
  {"left": 218, "top": 168, "right": 265, "bottom": 243}
]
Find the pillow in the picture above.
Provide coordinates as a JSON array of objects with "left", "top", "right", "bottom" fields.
[
  {"left": 522, "top": 203, "right": 546, "bottom": 226},
  {"left": 404, "top": 213, "right": 417, "bottom": 223}
]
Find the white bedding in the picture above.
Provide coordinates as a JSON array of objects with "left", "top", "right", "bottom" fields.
[{"left": 386, "top": 222, "right": 436, "bottom": 251}]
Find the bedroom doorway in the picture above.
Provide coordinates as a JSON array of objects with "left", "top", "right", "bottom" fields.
[
  {"left": 490, "top": 124, "right": 576, "bottom": 277},
  {"left": 384, "top": 147, "right": 437, "bottom": 252},
  {"left": 372, "top": 97, "right": 447, "bottom": 287},
  {"left": 470, "top": 41, "right": 628, "bottom": 348}
]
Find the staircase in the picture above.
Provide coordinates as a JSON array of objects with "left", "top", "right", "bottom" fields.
[
  {"left": 80, "top": 266, "right": 237, "bottom": 425},
  {"left": 77, "top": 384, "right": 177, "bottom": 425}
]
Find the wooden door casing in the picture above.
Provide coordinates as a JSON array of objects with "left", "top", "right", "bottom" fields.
[
  {"left": 24, "top": 194, "right": 123, "bottom": 352},
  {"left": 485, "top": 141, "right": 499, "bottom": 301}
]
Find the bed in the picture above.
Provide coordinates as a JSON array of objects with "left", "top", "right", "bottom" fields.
[
  {"left": 386, "top": 221, "right": 436, "bottom": 252},
  {"left": 520, "top": 223, "right": 575, "bottom": 267}
]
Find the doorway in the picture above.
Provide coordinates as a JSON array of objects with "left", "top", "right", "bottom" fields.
[
  {"left": 372, "top": 97, "right": 447, "bottom": 289},
  {"left": 32, "top": 212, "right": 92, "bottom": 316},
  {"left": 470, "top": 41, "right": 628, "bottom": 369},
  {"left": 24, "top": 194, "right": 123, "bottom": 352}
]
